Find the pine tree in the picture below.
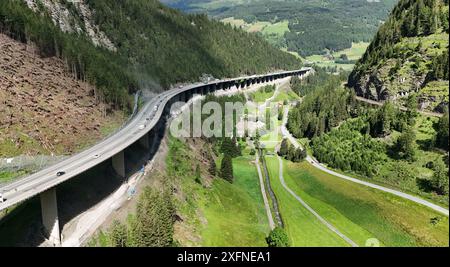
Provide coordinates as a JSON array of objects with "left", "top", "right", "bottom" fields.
[
  {"left": 195, "top": 164, "right": 202, "bottom": 184},
  {"left": 208, "top": 158, "right": 217, "bottom": 176},
  {"left": 299, "top": 147, "right": 307, "bottom": 161},
  {"left": 279, "top": 139, "right": 289, "bottom": 156},
  {"left": 266, "top": 227, "right": 290, "bottom": 247},
  {"left": 131, "top": 188, "right": 174, "bottom": 247},
  {"left": 286, "top": 145, "right": 296, "bottom": 161},
  {"left": 432, "top": 159, "right": 449, "bottom": 195},
  {"left": 110, "top": 220, "right": 127, "bottom": 247},
  {"left": 395, "top": 126, "right": 417, "bottom": 161},
  {"left": 220, "top": 155, "right": 234, "bottom": 183},
  {"left": 434, "top": 108, "right": 449, "bottom": 150},
  {"left": 220, "top": 137, "right": 241, "bottom": 158},
  {"left": 405, "top": 94, "right": 418, "bottom": 126}
]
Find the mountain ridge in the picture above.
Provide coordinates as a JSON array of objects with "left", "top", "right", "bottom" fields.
[{"left": 348, "top": 0, "right": 449, "bottom": 112}]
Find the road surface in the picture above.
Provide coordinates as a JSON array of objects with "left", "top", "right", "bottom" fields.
[
  {"left": 280, "top": 105, "right": 449, "bottom": 216},
  {"left": 355, "top": 96, "right": 444, "bottom": 118},
  {"left": 0, "top": 68, "right": 311, "bottom": 212}
]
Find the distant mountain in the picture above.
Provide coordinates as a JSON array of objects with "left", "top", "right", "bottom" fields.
[
  {"left": 348, "top": 0, "right": 449, "bottom": 112},
  {"left": 161, "top": 0, "right": 398, "bottom": 57},
  {"left": 0, "top": 0, "right": 300, "bottom": 109}
]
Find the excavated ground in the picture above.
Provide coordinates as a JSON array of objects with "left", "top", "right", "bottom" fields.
[{"left": 0, "top": 34, "right": 124, "bottom": 157}]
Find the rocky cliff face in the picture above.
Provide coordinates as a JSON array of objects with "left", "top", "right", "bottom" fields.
[
  {"left": 24, "top": 0, "right": 116, "bottom": 51},
  {"left": 348, "top": 0, "right": 449, "bottom": 112},
  {"left": 350, "top": 59, "right": 425, "bottom": 101}
]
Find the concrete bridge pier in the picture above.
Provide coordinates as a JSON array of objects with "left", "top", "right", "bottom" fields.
[
  {"left": 139, "top": 133, "right": 150, "bottom": 149},
  {"left": 149, "top": 129, "right": 158, "bottom": 154},
  {"left": 186, "top": 91, "right": 193, "bottom": 102},
  {"left": 178, "top": 92, "right": 186, "bottom": 102},
  {"left": 112, "top": 151, "right": 125, "bottom": 178},
  {"left": 40, "top": 187, "right": 61, "bottom": 246}
]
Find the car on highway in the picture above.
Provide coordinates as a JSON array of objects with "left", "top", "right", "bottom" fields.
[
  {"left": 139, "top": 124, "right": 146, "bottom": 130},
  {"left": 0, "top": 193, "right": 5, "bottom": 203},
  {"left": 56, "top": 171, "right": 66, "bottom": 177},
  {"left": 92, "top": 154, "right": 100, "bottom": 159}
]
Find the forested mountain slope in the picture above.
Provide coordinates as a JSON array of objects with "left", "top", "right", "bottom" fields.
[
  {"left": 162, "top": 0, "right": 397, "bottom": 57},
  {"left": 348, "top": 0, "right": 449, "bottom": 112},
  {"left": 0, "top": 0, "right": 300, "bottom": 110}
]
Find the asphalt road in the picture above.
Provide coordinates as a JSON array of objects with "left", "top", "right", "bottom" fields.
[
  {"left": 280, "top": 106, "right": 449, "bottom": 216},
  {"left": 0, "top": 69, "right": 310, "bottom": 211},
  {"left": 355, "top": 96, "right": 444, "bottom": 118}
]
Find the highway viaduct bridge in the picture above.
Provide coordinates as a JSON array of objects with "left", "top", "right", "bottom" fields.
[{"left": 0, "top": 68, "right": 312, "bottom": 246}]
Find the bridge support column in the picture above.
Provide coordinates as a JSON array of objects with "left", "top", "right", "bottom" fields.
[
  {"left": 150, "top": 130, "right": 159, "bottom": 153},
  {"left": 112, "top": 151, "right": 125, "bottom": 178},
  {"left": 139, "top": 133, "right": 150, "bottom": 149},
  {"left": 40, "top": 187, "right": 61, "bottom": 246}
]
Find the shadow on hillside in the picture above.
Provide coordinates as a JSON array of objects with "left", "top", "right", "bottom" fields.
[
  {"left": 0, "top": 122, "right": 167, "bottom": 247},
  {"left": 58, "top": 125, "right": 166, "bottom": 229},
  {"left": 0, "top": 197, "right": 46, "bottom": 247},
  {"left": 416, "top": 178, "right": 434, "bottom": 193}
]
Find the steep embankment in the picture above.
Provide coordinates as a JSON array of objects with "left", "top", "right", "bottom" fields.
[
  {"left": 0, "top": 33, "right": 124, "bottom": 157},
  {"left": 1, "top": 0, "right": 301, "bottom": 109},
  {"left": 348, "top": 0, "right": 449, "bottom": 112}
]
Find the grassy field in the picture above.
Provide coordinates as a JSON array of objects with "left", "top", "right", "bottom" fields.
[
  {"left": 249, "top": 86, "right": 276, "bottom": 103},
  {"left": 273, "top": 88, "right": 300, "bottom": 102},
  {"left": 221, "top": 17, "right": 289, "bottom": 36},
  {"left": 284, "top": 161, "right": 449, "bottom": 247},
  {"left": 305, "top": 42, "right": 369, "bottom": 71},
  {"left": 261, "top": 20, "right": 289, "bottom": 36},
  {"left": 331, "top": 42, "right": 369, "bottom": 60},
  {"left": 221, "top": 17, "right": 289, "bottom": 46},
  {"left": 250, "top": 90, "right": 275, "bottom": 103},
  {"left": 198, "top": 155, "right": 270, "bottom": 246},
  {"left": 0, "top": 170, "right": 29, "bottom": 184},
  {"left": 169, "top": 135, "right": 270, "bottom": 246},
  {"left": 264, "top": 155, "right": 350, "bottom": 246}
]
